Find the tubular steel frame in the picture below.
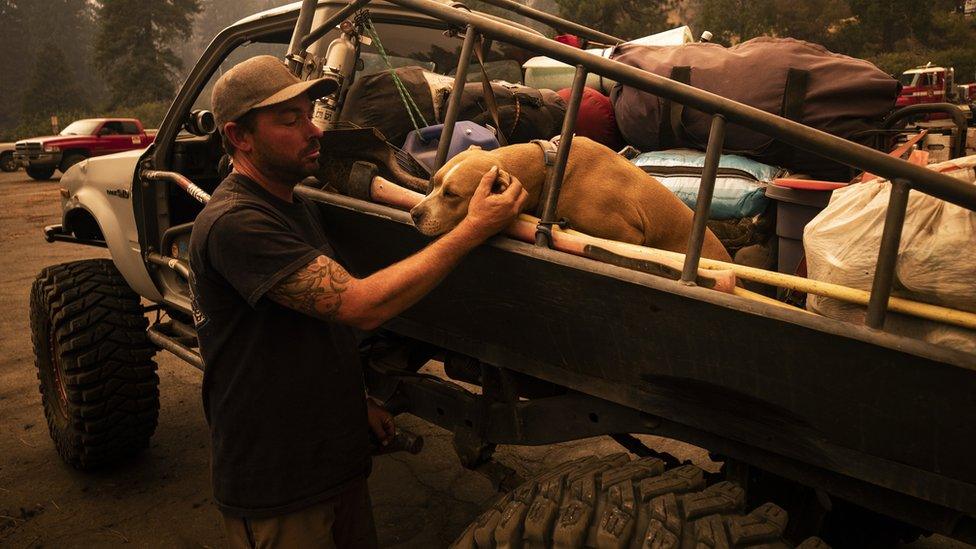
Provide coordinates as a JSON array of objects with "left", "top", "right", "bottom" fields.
[
  {"left": 124, "top": 3, "right": 976, "bottom": 538},
  {"left": 289, "top": 0, "right": 976, "bottom": 333}
]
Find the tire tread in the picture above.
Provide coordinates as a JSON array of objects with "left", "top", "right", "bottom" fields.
[
  {"left": 451, "top": 454, "right": 827, "bottom": 549},
  {"left": 30, "top": 259, "right": 159, "bottom": 469}
]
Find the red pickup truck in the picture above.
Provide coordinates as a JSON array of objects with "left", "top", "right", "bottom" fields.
[{"left": 14, "top": 118, "right": 156, "bottom": 180}]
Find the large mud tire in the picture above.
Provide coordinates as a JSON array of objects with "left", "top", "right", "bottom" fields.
[
  {"left": 26, "top": 165, "right": 55, "bottom": 180},
  {"left": 30, "top": 259, "right": 159, "bottom": 469},
  {"left": 451, "top": 453, "right": 827, "bottom": 548}
]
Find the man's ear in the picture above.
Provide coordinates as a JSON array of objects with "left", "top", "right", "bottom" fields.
[{"left": 224, "top": 121, "right": 253, "bottom": 153}]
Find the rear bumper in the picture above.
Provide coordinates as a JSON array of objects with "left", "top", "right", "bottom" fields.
[{"left": 43, "top": 224, "right": 107, "bottom": 248}]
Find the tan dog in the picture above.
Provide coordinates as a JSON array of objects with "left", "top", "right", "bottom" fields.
[{"left": 410, "top": 137, "right": 732, "bottom": 261}]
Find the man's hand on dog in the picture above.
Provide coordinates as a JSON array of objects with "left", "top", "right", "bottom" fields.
[{"left": 459, "top": 166, "right": 528, "bottom": 241}]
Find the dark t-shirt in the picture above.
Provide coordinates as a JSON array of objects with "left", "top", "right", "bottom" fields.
[{"left": 188, "top": 173, "right": 370, "bottom": 518}]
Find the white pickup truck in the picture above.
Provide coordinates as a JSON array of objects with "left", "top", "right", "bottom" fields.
[
  {"left": 1, "top": 142, "right": 17, "bottom": 172},
  {"left": 29, "top": 0, "right": 976, "bottom": 547}
]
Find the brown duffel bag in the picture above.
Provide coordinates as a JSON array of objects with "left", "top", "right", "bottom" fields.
[{"left": 610, "top": 37, "right": 900, "bottom": 180}]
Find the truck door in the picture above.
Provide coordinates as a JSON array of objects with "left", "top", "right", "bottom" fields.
[
  {"left": 97, "top": 121, "right": 129, "bottom": 154},
  {"left": 120, "top": 120, "right": 146, "bottom": 148}
]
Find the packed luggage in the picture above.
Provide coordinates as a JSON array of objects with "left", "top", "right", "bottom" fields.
[
  {"left": 610, "top": 37, "right": 900, "bottom": 181},
  {"left": 804, "top": 156, "right": 976, "bottom": 353},
  {"left": 630, "top": 149, "right": 781, "bottom": 220},
  {"left": 339, "top": 66, "right": 566, "bottom": 148}
]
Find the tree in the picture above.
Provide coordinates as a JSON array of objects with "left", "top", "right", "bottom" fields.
[
  {"left": 553, "top": 0, "right": 675, "bottom": 42},
  {"left": 692, "top": 0, "right": 850, "bottom": 47},
  {"left": 693, "top": 0, "right": 776, "bottom": 45},
  {"left": 94, "top": 0, "right": 202, "bottom": 107},
  {"left": 179, "top": 0, "right": 288, "bottom": 70},
  {"left": 863, "top": 3, "right": 976, "bottom": 81},
  {"left": 0, "top": 0, "right": 96, "bottom": 138},
  {"left": 0, "top": 0, "right": 28, "bottom": 134},
  {"left": 22, "top": 42, "right": 90, "bottom": 120}
]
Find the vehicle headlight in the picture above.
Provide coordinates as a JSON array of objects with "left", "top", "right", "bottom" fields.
[{"left": 44, "top": 144, "right": 60, "bottom": 152}]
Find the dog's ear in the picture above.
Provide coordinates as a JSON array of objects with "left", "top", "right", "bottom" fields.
[
  {"left": 467, "top": 145, "right": 482, "bottom": 151},
  {"left": 492, "top": 168, "right": 513, "bottom": 193}
]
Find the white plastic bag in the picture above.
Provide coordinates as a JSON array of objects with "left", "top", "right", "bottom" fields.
[{"left": 803, "top": 155, "right": 976, "bottom": 352}]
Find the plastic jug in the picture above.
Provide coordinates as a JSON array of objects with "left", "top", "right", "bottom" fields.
[{"left": 403, "top": 121, "right": 499, "bottom": 172}]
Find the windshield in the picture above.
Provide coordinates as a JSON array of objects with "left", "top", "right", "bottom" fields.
[
  {"left": 899, "top": 73, "right": 920, "bottom": 87},
  {"left": 59, "top": 120, "right": 102, "bottom": 136}
]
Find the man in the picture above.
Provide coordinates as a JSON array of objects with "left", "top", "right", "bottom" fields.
[{"left": 188, "top": 55, "right": 527, "bottom": 548}]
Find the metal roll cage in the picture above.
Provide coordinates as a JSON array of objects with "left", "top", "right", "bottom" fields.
[{"left": 288, "top": 0, "right": 976, "bottom": 332}]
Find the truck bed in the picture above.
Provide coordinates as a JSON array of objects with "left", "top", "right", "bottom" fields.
[{"left": 300, "top": 185, "right": 976, "bottom": 522}]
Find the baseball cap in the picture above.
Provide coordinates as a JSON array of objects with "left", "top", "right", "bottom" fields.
[{"left": 211, "top": 55, "right": 339, "bottom": 127}]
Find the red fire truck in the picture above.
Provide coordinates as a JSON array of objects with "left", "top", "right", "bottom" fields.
[{"left": 897, "top": 62, "right": 976, "bottom": 109}]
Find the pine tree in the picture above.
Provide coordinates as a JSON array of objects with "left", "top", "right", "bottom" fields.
[
  {"left": 22, "top": 42, "right": 90, "bottom": 121},
  {"left": 552, "top": 0, "right": 675, "bottom": 42},
  {"left": 0, "top": 0, "right": 27, "bottom": 133},
  {"left": 692, "top": 0, "right": 850, "bottom": 47},
  {"left": 0, "top": 0, "right": 95, "bottom": 137},
  {"left": 94, "top": 0, "right": 202, "bottom": 107}
]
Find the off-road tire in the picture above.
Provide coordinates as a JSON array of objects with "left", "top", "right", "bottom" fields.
[
  {"left": 26, "top": 164, "right": 55, "bottom": 180},
  {"left": 0, "top": 151, "right": 16, "bottom": 172},
  {"left": 451, "top": 453, "right": 828, "bottom": 548},
  {"left": 59, "top": 153, "right": 87, "bottom": 174},
  {"left": 30, "top": 259, "right": 159, "bottom": 469}
]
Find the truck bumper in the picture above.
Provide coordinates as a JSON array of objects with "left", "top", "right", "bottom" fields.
[
  {"left": 43, "top": 224, "right": 107, "bottom": 248},
  {"left": 14, "top": 152, "right": 61, "bottom": 169}
]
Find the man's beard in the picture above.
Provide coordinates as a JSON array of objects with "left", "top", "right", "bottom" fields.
[{"left": 253, "top": 142, "right": 318, "bottom": 184}]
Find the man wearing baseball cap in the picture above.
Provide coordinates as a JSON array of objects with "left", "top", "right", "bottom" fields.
[{"left": 188, "top": 55, "right": 527, "bottom": 547}]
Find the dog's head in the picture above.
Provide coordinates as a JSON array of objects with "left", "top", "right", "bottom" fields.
[{"left": 410, "top": 147, "right": 510, "bottom": 236}]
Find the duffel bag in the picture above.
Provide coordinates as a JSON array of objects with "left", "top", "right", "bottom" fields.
[
  {"left": 610, "top": 37, "right": 900, "bottom": 180},
  {"left": 340, "top": 66, "right": 566, "bottom": 146},
  {"left": 631, "top": 149, "right": 783, "bottom": 220},
  {"left": 339, "top": 66, "right": 442, "bottom": 147}
]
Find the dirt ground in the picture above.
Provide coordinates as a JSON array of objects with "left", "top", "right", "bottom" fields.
[{"left": 0, "top": 170, "right": 968, "bottom": 548}]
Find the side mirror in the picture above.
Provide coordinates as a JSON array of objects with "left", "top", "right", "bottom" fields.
[{"left": 183, "top": 109, "right": 217, "bottom": 136}]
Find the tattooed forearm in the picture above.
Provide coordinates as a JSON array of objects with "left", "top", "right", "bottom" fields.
[{"left": 267, "top": 255, "right": 353, "bottom": 320}]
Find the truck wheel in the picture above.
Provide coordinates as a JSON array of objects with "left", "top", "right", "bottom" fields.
[
  {"left": 451, "top": 454, "right": 827, "bottom": 548},
  {"left": 0, "top": 151, "right": 16, "bottom": 172},
  {"left": 29, "top": 259, "right": 160, "bottom": 469},
  {"left": 26, "top": 165, "right": 56, "bottom": 180},
  {"left": 59, "top": 153, "right": 87, "bottom": 173}
]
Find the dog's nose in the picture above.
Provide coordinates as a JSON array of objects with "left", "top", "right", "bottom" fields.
[{"left": 410, "top": 210, "right": 422, "bottom": 225}]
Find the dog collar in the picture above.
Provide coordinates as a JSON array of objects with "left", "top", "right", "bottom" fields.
[{"left": 531, "top": 138, "right": 558, "bottom": 167}]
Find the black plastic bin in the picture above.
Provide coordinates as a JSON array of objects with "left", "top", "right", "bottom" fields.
[{"left": 765, "top": 184, "right": 834, "bottom": 275}]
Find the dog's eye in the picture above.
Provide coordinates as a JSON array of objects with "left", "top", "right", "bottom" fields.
[{"left": 443, "top": 190, "right": 459, "bottom": 198}]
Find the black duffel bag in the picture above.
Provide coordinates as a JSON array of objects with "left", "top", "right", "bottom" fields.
[
  {"left": 610, "top": 37, "right": 900, "bottom": 180},
  {"left": 340, "top": 66, "right": 566, "bottom": 147}
]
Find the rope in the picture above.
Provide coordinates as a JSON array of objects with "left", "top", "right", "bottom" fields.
[{"left": 363, "top": 19, "right": 429, "bottom": 135}]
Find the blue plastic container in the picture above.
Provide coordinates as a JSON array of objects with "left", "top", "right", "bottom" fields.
[{"left": 403, "top": 121, "right": 499, "bottom": 172}]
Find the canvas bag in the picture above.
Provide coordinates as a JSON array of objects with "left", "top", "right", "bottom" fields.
[
  {"left": 340, "top": 66, "right": 566, "bottom": 147},
  {"left": 803, "top": 155, "right": 976, "bottom": 352},
  {"left": 631, "top": 149, "right": 783, "bottom": 220},
  {"left": 610, "top": 37, "right": 900, "bottom": 180}
]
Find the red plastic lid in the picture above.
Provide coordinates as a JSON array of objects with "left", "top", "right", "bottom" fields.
[{"left": 772, "top": 178, "right": 848, "bottom": 191}]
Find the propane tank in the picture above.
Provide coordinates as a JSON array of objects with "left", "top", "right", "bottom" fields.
[{"left": 312, "top": 21, "right": 359, "bottom": 130}]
